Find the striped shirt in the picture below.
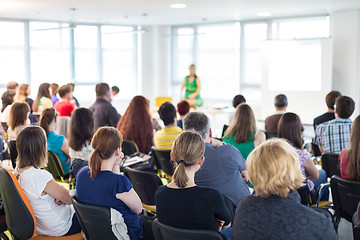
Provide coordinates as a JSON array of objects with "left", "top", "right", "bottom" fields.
[
  {"left": 314, "top": 118, "right": 352, "bottom": 154},
  {"left": 154, "top": 126, "right": 183, "bottom": 150}
]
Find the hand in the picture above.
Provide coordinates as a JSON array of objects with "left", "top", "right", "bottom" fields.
[
  {"left": 210, "top": 138, "right": 224, "bottom": 147},
  {"left": 54, "top": 199, "right": 63, "bottom": 205},
  {"left": 189, "top": 94, "right": 196, "bottom": 100},
  {"left": 216, "top": 219, "right": 225, "bottom": 231},
  {"left": 241, "top": 170, "right": 249, "bottom": 183}
]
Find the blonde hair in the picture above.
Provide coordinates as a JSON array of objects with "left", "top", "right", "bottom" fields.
[
  {"left": 247, "top": 139, "right": 305, "bottom": 198},
  {"left": 171, "top": 131, "right": 205, "bottom": 188}
]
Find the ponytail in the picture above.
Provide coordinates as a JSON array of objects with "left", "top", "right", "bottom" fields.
[
  {"left": 89, "top": 148, "right": 102, "bottom": 179},
  {"left": 172, "top": 161, "right": 188, "bottom": 188},
  {"left": 39, "top": 108, "right": 56, "bottom": 135}
]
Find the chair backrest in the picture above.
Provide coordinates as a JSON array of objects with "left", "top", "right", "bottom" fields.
[
  {"left": 9, "top": 140, "right": 17, "bottom": 168},
  {"left": 0, "top": 167, "right": 36, "bottom": 239},
  {"left": 297, "top": 185, "right": 314, "bottom": 206},
  {"left": 122, "top": 140, "right": 139, "bottom": 157},
  {"left": 155, "top": 97, "right": 172, "bottom": 107},
  {"left": 46, "top": 151, "right": 65, "bottom": 179},
  {"left": 265, "top": 131, "right": 277, "bottom": 139},
  {"left": 0, "top": 122, "right": 8, "bottom": 133},
  {"left": 321, "top": 153, "right": 340, "bottom": 178},
  {"left": 72, "top": 196, "right": 117, "bottom": 240},
  {"left": 123, "top": 167, "right": 163, "bottom": 206},
  {"left": 330, "top": 175, "right": 360, "bottom": 223},
  {"left": 151, "top": 148, "right": 174, "bottom": 176},
  {"left": 56, "top": 116, "right": 71, "bottom": 138},
  {"left": 221, "top": 125, "right": 229, "bottom": 138},
  {"left": 152, "top": 219, "right": 225, "bottom": 240}
]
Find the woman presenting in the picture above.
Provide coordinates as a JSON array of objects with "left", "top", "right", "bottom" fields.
[{"left": 181, "top": 64, "right": 203, "bottom": 107}]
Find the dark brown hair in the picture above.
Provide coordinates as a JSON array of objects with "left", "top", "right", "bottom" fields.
[
  {"left": 58, "top": 85, "right": 71, "bottom": 98},
  {"left": 335, "top": 96, "right": 355, "bottom": 119},
  {"left": 9, "top": 102, "right": 30, "bottom": 130},
  {"left": 39, "top": 108, "right": 56, "bottom": 135},
  {"left": 17, "top": 126, "right": 47, "bottom": 169},
  {"left": 177, "top": 100, "right": 190, "bottom": 116},
  {"left": 117, "top": 96, "right": 153, "bottom": 153},
  {"left": 33, "top": 83, "right": 51, "bottom": 112},
  {"left": 89, "top": 127, "right": 123, "bottom": 179},
  {"left": 68, "top": 108, "right": 94, "bottom": 151},
  {"left": 278, "top": 112, "right": 303, "bottom": 149},
  {"left": 326, "top": 91, "right": 341, "bottom": 110},
  {"left": 232, "top": 95, "right": 246, "bottom": 108},
  {"left": 1, "top": 91, "right": 15, "bottom": 113},
  {"left": 95, "top": 83, "right": 110, "bottom": 97},
  {"left": 346, "top": 115, "right": 360, "bottom": 181}
]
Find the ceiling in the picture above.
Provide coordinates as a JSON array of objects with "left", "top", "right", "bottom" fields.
[{"left": 0, "top": 0, "right": 360, "bottom": 26}]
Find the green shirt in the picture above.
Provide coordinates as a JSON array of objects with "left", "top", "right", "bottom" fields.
[{"left": 222, "top": 134, "right": 255, "bottom": 160}]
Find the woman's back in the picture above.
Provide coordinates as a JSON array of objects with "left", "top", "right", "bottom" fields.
[{"left": 222, "top": 134, "right": 255, "bottom": 160}]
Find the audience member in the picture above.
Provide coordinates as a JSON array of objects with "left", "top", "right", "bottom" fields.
[
  {"left": 340, "top": 115, "right": 360, "bottom": 181},
  {"left": 40, "top": 108, "right": 70, "bottom": 175},
  {"left": 89, "top": 83, "right": 120, "bottom": 130},
  {"left": 313, "top": 90, "right": 342, "bottom": 131},
  {"left": 154, "top": 102, "right": 183, "bottom": 150},
  {"left": 6, "top": 81, "right": 18, "bottom": 94},
  {"left": 223, "top": 104, "right": 265, "bottom": 160},
  {"left": 54, "top": 85, "right": 76, "bottom": 117},
  {"left": 183, "top": 112, "right": 250, "bottom": 207},
  {"left": 229, "top": 94, "right": 246, "bottom": 123},
  {"left": 76, "top": 127, "right": 151, "bottom": 240},
  {"left": 68, "top": 108, "right": 94, "bottom": 177},
  {"left": 112, "top": 86, "right": 120, "bottom": 97},
  {"left": 176, "top": 100, "right": 190, "bottom": 129},
  {"left": 0, "top": 91, "right": 15, "bottom": 123},
  {"left": 233, "top": 139, "right": 337, "bottom": 240},
  {"left": 156, "top": 131, "right": 232, "bottom": 239},
  {"left": 315, "top": 95, "right": 355, "bottom": 153},
  {"left": 117, "top": 96, "right": 154, "bottom": 154},
  {"left": 265, "top": 94, "right": 288, "bottom": 133},
  {"left": 16, "top": 126, "right": 81, "bottom": 236},
  {"left": 7, "top": 102, "right": 30, "bottom": 141},
  {"left": 33, "top": 83, "right": 53, "bottom": 113},
  {"left": 14, "top": 84, "right": 36, "bottom": 123},
  {"left": 67, "top": 83, "right": 80, "bottom": 107},
  {"left": 50, "top": 83, "right": 59, "bottom": 105}
]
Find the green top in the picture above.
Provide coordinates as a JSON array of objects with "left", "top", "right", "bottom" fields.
[
  {"left": 222, "top": 134, "right": 255, "bottom": 160},
  {"left": 184, "top": 76, "right": 203, "bottom": 106}
]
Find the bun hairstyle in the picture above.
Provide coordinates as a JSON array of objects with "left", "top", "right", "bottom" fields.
[
  {"left": 89, "top": 127, "right": 123, "bottom": 179},
  {"left": 39, "top": 108, "right": 56, "bottom": 135},
  {"left": 171, "top": 131, "right": 205, "bottom": 188}
]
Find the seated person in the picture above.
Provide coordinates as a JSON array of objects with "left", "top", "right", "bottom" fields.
[
  {"left": 176, "top": 100, "right": 190, "bottom": 129},
  {"left": 265, "top": 94, "right": 288, "bottom": 134},
  {"left": 0, "top": 91, "right": 15, "bottom": 123},
  {"left": 7, "top": 102, "right": 30, "bottom": 141},
  {"left": 50, "top": 83, "right": 59, "bottom": 105},
  {"left": 33, "top": 83, "right": 53, "bottom": 113},
  {"left": 184, "top": 112, "right": 250, "bottom": 207},
  {"left": 233, "top": 139, "right": 337, "bottom": 240},
  {"left": 340, "top": 115, "right": 360, "bottom": 181},
  {"left": 112, "top": 86, "right": 120, "bottom": 97},
  {"left": 67, "top": 83, "right": 80, "bottom": 107},
  {"left": 155, "top": 131, "right": 232, "bottom": 239},
  {"left": 76, "top": 127, "right": 152, "bottom": 240},
  {"left": 315, "top": 96, "right": 355, "bottom": 154},
  {"left": 40, "top": 108, "right": 71, "bottom": 175},
  {"left": 54, "top": 85, "right": 76, "bottom": 117},
  {"left": 229, "top": 94, "right": 246, "bottom": 124},
  {"left": 223, "top": 103, "right": 265, "bottom": 160},
  {"left": 16, "top": 126, "right": 81, "bottom": 236},
  {"left": 313, "top": 90, "right": 342, "bottom": 131},
  {"left": 154, "top": 102, "right": 183, "bottom": 150}
]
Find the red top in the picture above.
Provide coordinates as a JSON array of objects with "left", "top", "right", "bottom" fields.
[
  {"left": 340, "top": 149, "right": 352, "bottom": 180},
  {"left": 54, "top": 101, "right": 75, "bottom": 117}
]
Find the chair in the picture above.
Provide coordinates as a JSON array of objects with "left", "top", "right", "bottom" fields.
[
  {"left": 45, "top": 151, "right": 69, "bottom": 183},
  {"left": 0, "top": 123, "right": 8, "bottom": 133},
  {"left": 55, "top": 116, "right": 71, "bottom": 138},
  {"left": 122, "top": 140, "right": 139, "bottom": 157},
  {"left": 330, "top": 175, "right": 360, "bottom": 230},
  {"left": 265, "top": 132, "right": 277, "bottom": 139},
  {"left": 152, "top": 219, "right": 226, "bottom": 240},
  {"left": 353, "top": 210, "right": 360, "bottom": 240},
  {"left": 151, "top": 148, "right": 174, "bottom": 180},
  {"left": 297, "top": 183, "right": 332, "bottom": 208},
  {"left": 0, "top": 166, "right": 83, "bottom": 240},
  {"left": 155, "top": 97, "right": 172, "bottom": 108},
  {"left": 123, "top": 167, "right": 163, "bottom": 213},
  {"left": 72, "top": 196, "right": 117, "bottom": 240},
  {"left": 221, "top": 125, "right": 229, "bottom": 138},
  {"left": 9, "top": 140, "right": 17, "bottom": 169},
  {"left": 321, "top": 153, "right": 340, "bottom": 178}
]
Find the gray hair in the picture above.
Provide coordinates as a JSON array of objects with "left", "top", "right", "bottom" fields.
[{"left": 183, "top": 112, "right": 210, "bottom": 140}]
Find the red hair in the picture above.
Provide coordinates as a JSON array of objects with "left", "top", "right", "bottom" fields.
[
  {"left": 177, "top": 100, "right": 190, "bottom": 116},
  {"left": 116, "top": 96, "right": 154, "bottom": 153}
]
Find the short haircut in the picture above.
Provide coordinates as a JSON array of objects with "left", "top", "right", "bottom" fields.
[
  {"left": 112, "top": 86, "right": 120, "bottom": 94},
  {"left": 335, "top": 96, "right": 355, "bottom": 119},
  {"left": 274, "top": 94, "right": 288, "bottom": 108},
  {"left": 67, "top": 83, "right": 75, "bottom": 92},
  {"left": 58, "top": 85, "right": 71, "bottom": 98},
  {"left": 247, "top": 139, "right": 305, "bottom": 198},
  {"left": 232, "top": 95, "right": 246, "bottom": 108},
  {"left": 50, "top": 83, "right": 59, "bottom": 95},
  {"left": 177, "top": 100, "right": 190, "bottom": 116},
  {"left": 183, "top": 112, "right": 210, "bottom": 139},
  {"left": 6, "top": 81, "right": 18, "bottom": 90},
  {"left": 158, "top": 102, "right": 176, "bottom": 126},
  {"left": 326, "top": 91, "right": 342, "bottom": 110},
  {"left": 96, "top": 83, "right": 110, "bottom": 97}
]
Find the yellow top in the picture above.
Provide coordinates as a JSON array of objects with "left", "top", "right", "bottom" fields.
[{"left": 154, "top": 126, "right": 183, "bottom": 150}]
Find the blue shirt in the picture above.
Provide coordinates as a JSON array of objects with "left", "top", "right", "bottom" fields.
[
  {"left": 76, "top": 167, "right": 143, "bottom": 240},
  {"left": 47, "top": 131, "right": 70, "bottom": 175}
]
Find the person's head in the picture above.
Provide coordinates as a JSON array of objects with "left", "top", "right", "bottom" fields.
[
  {"left": 335, "top": 96, "right": 355, "bottom": 119},
  {"left": 17, "top": 84, "right": 30, "bottom": 98},
  {"left": 58, "top": 85, "right": 72, "bottom": 101},
  {"left": 177, "top": 100, "right": 190, "bottom": 117},
  {"left": 189, "top": 64, "right": 196, "bottom": 76},
  {"left": 33, "top": 83, "right": 51, "bottom": 112},
  {"left": 111, "top": 86, "right": 120, "bottom": 96},
  {"left": 171, "top": 131, "right": 205, "bottom": 188},
  {"left": 158, "top": 102, "right": 176, "bottom": 126},
  {"left": 247, "top": 139, "right": 305, "bottom": 198},
  {"left": 183, "top": 112, "right": 210, "bottom": 141},
  {"left": 8, "top": 102, "right": 30, "bottom": 130},
  {"left": 50, "top": 83, "right": 59, "bottom": 96},
  {"left": 68, "top": 108, "right": 94, "bottom": 151},
  {"left": 278, "top": 112, "right": 303, "bottom": 149},
  {"left": 39, "top": 108, "right": 56, "bottom": 135},
  {"left": 1, "top": 91, "right": 15, "bottom": 113},
  {"left": 17, "top": 126, "right": 47, "bottom": 169},
  {"left": 232, "top": 95, "right": 246, "bottom": 109},
  {"left": 89, "top": 127, "right": 123, "bottom": 179},
  {"left": 346, "top": 115, "right": 360, "bottom": 181},
  {"left": 67, "top": 83, "right": 75, "bottom": 92},
  {"left": 224, "top": 103, "right": 256, "bottom": 143},
  {"left": 274, "top": 94, "right": 288, "bottom": 110},
  {"left": 6, "top": 81, "right": 18, "bottom": 92},
  {"left": 95, "top": 83, "right": 111, "bottom": 101},
  {"left": 326, "top": 91, "right": 342, "bottom": 110}
]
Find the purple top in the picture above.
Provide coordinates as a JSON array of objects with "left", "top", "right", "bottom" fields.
[
  {"left": 295, "top": 148, "right": 314, "bottom": 191},
  {"left": 51, "top": 95, "right": 59, "bottom": 105}
]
